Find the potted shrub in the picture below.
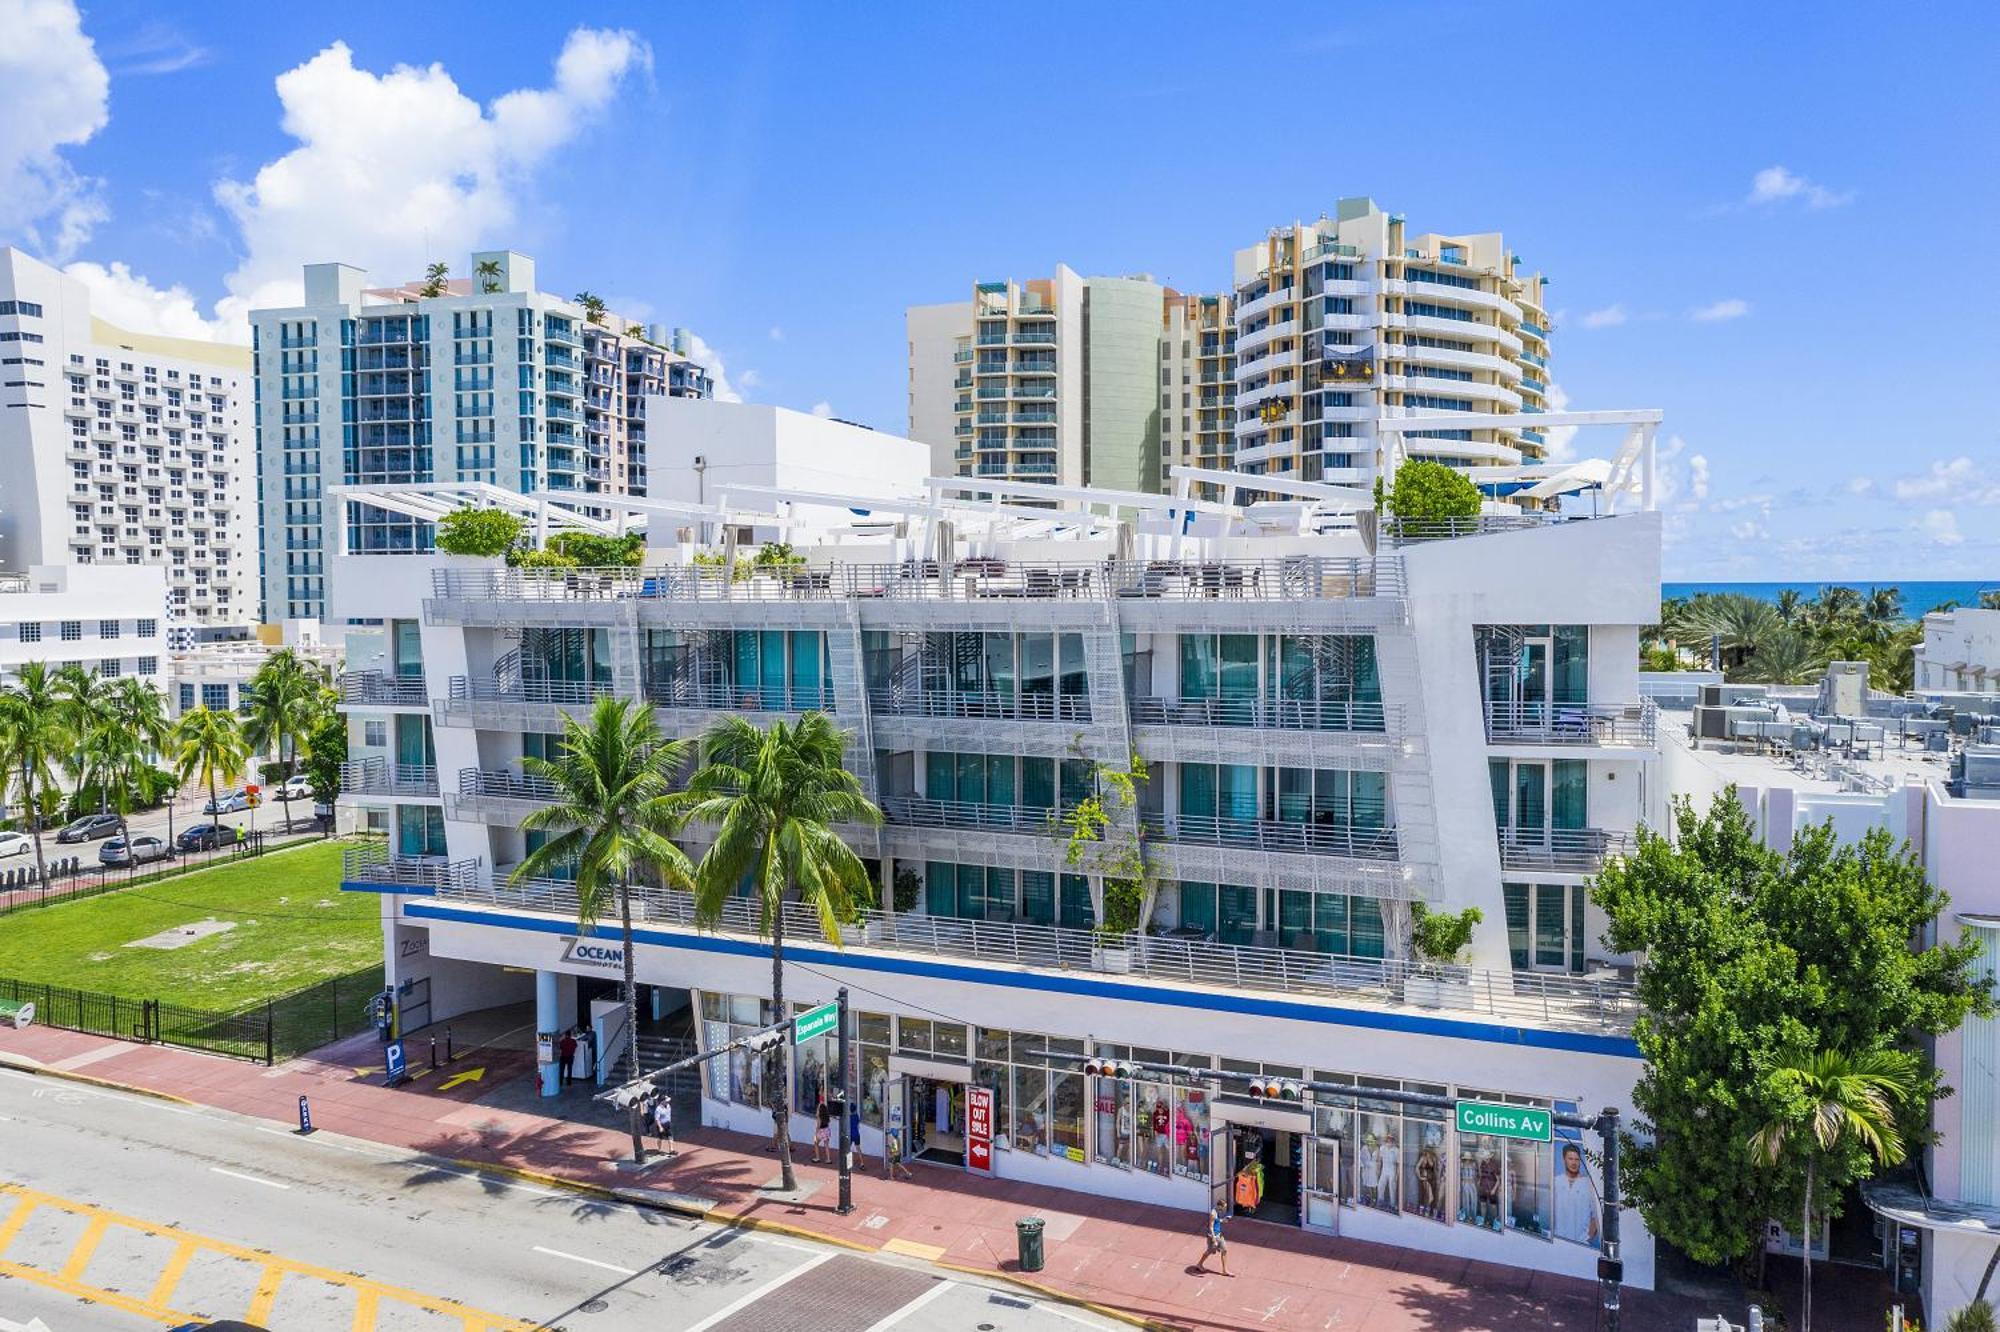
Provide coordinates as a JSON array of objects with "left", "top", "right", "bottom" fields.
[
  {"left": 1058, "top": 756, "right": 1152, "bottom": 973},
  {"left": 1379, "top": 460, "right": 1483, "bottom": 540},
  {"left": 1404, "top": 902, "right": 1483, "bottom": 1008}
]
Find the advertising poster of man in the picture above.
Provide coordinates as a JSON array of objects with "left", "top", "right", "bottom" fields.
[{"left": 1552, "top": 1100, "right": 1602, "bottom": 1249}]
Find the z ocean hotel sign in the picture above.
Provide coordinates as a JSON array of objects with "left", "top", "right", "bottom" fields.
[{"left": 559, "top": 937, "right": 625, "bottom": 971}]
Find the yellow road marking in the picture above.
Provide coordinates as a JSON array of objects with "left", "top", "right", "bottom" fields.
[
  {"left": 246, "top": 1262, "right": 285, "bottom": 1322},
  {"left": 0, "top": 1181, "right": 539, "bottom": 1330},
  {"left": 147, "top": 1237, "right": 198, "bottom": 1307},
  {"left": 0, "top": 1194, "right": 39, "bottom": 1257},
  {"left": 351, "top": 1286, "right": 379, "bottom": 1331},
  {"left": 56, "top": 1213, "right": 109, "bottom": 1282},
  {"left": 439, "top": 1066, "right": 486, "bottom": 1091}
]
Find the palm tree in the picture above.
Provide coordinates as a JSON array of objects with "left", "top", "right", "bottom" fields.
[
  {"left": 419, "top": 261, "right": 449, "bottom": 298},
  {"left": 1668, "top": 594, "right": 1781, "bottom": 673},
  {"left": 475, "top": 258, "right": 502, "bottom": 294},
  {"left": 1774, "top": 588, "right": 1804, "bottom": 624},
  {"left": 82, "top": 722, "right": 144, "bottom": 873},
  {"left": 53, "top": 664, "right": 112, "bottom": 816},
  {"left": 512, "top": 697, "right": 694, "bottom": 1164},
  {"left": 243, "top": 649, "right": 325, "bottom": 824},
  {"left": 1812, "top": 584, "right": 1862, "bottom": 627},
  {"left": 1748, "top": 1047, "right": 1919, "bottom": 1332},
  {"left": 1742, "top": 628, "right": 1829, "bottom": 686},
  {"left": 573, "top": 291, "right": 608, "bottom": 325},
  {"left": 0, "top": 663, "right": 69, "bottom": 891},
  {"left": 173, "top": 707, "right": 248, "bottom": 856},
  {"left": 1863, "top": 586, "right": 1904, "bottom": 626},
  {"left": 102, "top": 678, "right": 173, "bottom": 858},
  {"left": 683, "top": 712, "right": 882, "bottom": 1191}
]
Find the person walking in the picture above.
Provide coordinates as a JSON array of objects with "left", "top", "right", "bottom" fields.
[
  {"left": 813, "top": 1098, "right": 833, "bottom": 1164},
  {"left": 557, "top": 1030, "right": 578, "bottom": 1088},
  {"left": 1195, "top": 1201, "right": 1231, "bottom": 1277},
  {"left": 886, "top": 1127, "right": 914, "bottom": 1180},
  {"left": 650, "top": 1093, "right": 676, "bottom": 1157}
]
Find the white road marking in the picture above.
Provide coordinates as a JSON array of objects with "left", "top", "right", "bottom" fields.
[
  {"left": 208, "top": 1166, "right": 290, "bottom": 1190},
  {"left": 680, "top": 1251, "right": 835, "bottom": 1332},
  {"left": 532, "top": 1245, "right": 638, "bottom": 1276},
  {"left": 857, "top": 1279, "right": 952, "bottom": 1331}
]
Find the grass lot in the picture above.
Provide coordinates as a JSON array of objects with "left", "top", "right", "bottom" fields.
[{"left": 0, "top": 840, "right": 379, "bottom": 1012}]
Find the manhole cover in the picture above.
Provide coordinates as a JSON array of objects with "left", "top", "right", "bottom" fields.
[{"left": 580, "top": 1299, "right": 609, "bottom": 1313}]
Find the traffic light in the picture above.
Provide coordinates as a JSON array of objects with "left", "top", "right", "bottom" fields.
[
  {"left": 743, "top": 1028, "right": 785, "bottom": 1054},
  {"left": 1082, "top": 1058, "right": 1133, "bottom": 1079},
  {"left": 1250, "top": 1078, "right": 1302, "bottom": 1101}
]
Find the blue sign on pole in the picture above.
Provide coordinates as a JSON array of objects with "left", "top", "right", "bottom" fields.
[
  {"left": 385, "top": 1039, "right": 407, "bottom": 1084},
  {"left": 297, "top": 1094, "right": 314, "bottom": 1134}
]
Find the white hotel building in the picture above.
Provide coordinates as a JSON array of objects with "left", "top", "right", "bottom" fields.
[
  {"left": 0, "top": 247, "right": 252, "bottom": 628},
  {"left": 331, "top": 402, "right": 1665, "bottom": 1287}
]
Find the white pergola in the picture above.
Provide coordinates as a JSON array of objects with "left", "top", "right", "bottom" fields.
[{"left": 1376, "top": 409, "right": 1663, "bottom": 513}]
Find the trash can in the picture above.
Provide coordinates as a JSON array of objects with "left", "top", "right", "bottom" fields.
[{"left": 1016, "top": 1216, "right": 1046, "bottom": 1273}]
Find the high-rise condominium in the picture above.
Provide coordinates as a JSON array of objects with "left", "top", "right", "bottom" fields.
[
  {"left": 907, "top": 266, "right": 1231, "bottom": 497},
  {"left": 248, "top": 250, "right": 711, "bottom": 620},
  {"left": 1231, "top": 197, "right": 1553, "bottom": 493},
  {"left": 0, "top": 247, "right": 252, "bottom": 627}
]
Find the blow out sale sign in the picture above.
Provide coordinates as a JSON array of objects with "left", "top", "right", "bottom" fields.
[{"left": 966, "top": 1085, "right": 995, "bottom": 1176}]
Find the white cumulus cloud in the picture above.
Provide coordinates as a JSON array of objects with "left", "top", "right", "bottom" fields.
[
  {"left": 810, "top": 401, "right": 834, "bottom": 419},
  {"left": 1540, "top": 382, "right": 1576, "bottom": 462},
  {"left": 1918, "top": 509, "right": 1963, "bottom": 547},
  {"left": 1747, "top": 165, "right": 1853, "bottom": 210},
  {"left": 1579, "top": 305, "right": 1627, "bottom": 329},
  {"left": 1688, "top": 453, "right": 1710, "bottom": 502},
  {"left": 65, "top": 27, "right": 650, "bottom": 341},
  {"left": 0, "top": 0, "right": 111, "bottom": 262},
  {"left": 61, "top": 259, "right": 235, "bottom": 340},
  {"left": 1891, "top": 456, "right": 2000, "bottom": 505},
  {"left": 1846, "top": 476, "right": 1875, "bottom": 496},
  {"left": 1690, "top": 299, "right": 1750, "bottom": 322},
  {"left": 681, "top": 332, "right": 743, "bottom": 403}
]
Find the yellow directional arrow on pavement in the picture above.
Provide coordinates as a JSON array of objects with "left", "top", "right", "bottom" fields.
[{"left": 438, "top": 1067, "right": 485, "bottom": 1092}]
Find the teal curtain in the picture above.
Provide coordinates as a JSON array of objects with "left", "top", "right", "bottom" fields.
[
  {"left": 925, "top": 862, "right": 955, "bottom": 917},
  {"left": 394, "top": 713, "right": 433, "bottom": 767},
  {"left": 1058, "top": 634, "right": 1086, "bottom": 697},
  {"left": 393, "top": 620, "right": 423, "bottom": 676},
  {"left": 1220, "top": 765, "right": 1258, "bottom": 822},
  {"left": 1180, "top": 763, "right": 1216, "bottom": 819},
  {"left": 1022, "top": 758, "right": 1054, "bottom": 809},
  {"left": 1488, "top": 760, "right": 1510, "bottom": 830},
  {"left": 1022, "top": 871, "right": 1055, "bottom": 926},
  {"left": 1178, "top": 882, "right": 1217, "bottom": 934},
  {"left": 1552, "top": 759, "right": 1587, "bottom": 830},
  {"left": 986, "top": 755, "right": 1015, "bottom": 808},
  {"left": 1059, "top": 874, "right": 1094, "bottom": 929},
  {"left": 926, "top": 752, "right": 954, "bottom": 802},
  {"left": 985, "top": 867, "right": 1015, "bottom": 919},
  {"left": 956, "top": 752, "right": 985, "bottom": 805},
  {"left": 1059, "top": 760, "right": 1093, "bottom": 807},
  {"left": 1553, "top": 625, "right": 1589, "bottom": 705},
  {"left": 789, "top": 631, "right": 823, "bottom": 708},
  {"left": 1570, "top": 885, "right": 1586, "bottom": 973},
  {"left": 1220, "top": 634, "right": 1258, "bottom": 702},
  {"left": 734, "top": 632, "right": 759, "bottom": 692},
  {"left": 1350, "top": 898, "right": 1386, "bottom": 958},
  {"left": 1313, "top": 893, "right": 1348, "bottom": 954},
  {"left": 1503, "top": 883, "right": 1531, "bottom": 969},
  {"left": 1218, "top": 884, "right": 1258, "bottom": 945},
  {"left": 1180, "top": 634, "right": 1216, "bottom": 700},
  {"left": 1514, "top": 763, "right": 1547, "bottom": 836}
]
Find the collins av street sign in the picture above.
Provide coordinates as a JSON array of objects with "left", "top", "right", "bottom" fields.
[{"left": 1454, "top": 1100, "right": 1552, "bottom": 1142}]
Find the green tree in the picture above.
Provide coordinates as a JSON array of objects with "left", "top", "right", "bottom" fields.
[
  {"left": 1775, "top": 588, "right": 1804, "bottom": 624},
  {"left": 1667, "top": 593, "right": 1781, "bottom": 673},
  {"left": 243, "top": 649, "right": 326, "bottom": 820},
  {"left": 545, "top": 530, "right": 644, "bottom": 568},
  {"left": 1747, "top": 1048, "right": 1917, "bottom": 1332},
  {"left": 512, "top": 698, "right": 694, "bottom": 1163},
  {"left": 107, "top": 678, "right": 174, "bottom": 849},
  {"left": 1863, "top": 586, "right": 1903, "bottom": 625},
  {"left": 683, "top": 713, "right": 882, "bottom": 1191},
  {"left": 1410, "top": 902, "right": 1484, "bottom": 966},
  {"left": 303, "top": 710, "right": 347, "bottom": 834},
  {"left": 1592, "top": 792, "right": 1989, "bottom": 1277},
  {"left": 81, "top": 721, "right": 144, "bottom": 870},
  {"left": 1741, "top": 627, "right": 1828, "bottom": 685},
  {"left": 435, "top": 507, "right": 526, "bottom": 557},
  {"left": 53, "top": 663, "right": 112, "bottom": 815},
  {"left": 0, "top": 662, "right": 69, "bottom": 888},
  {"left": 573, "top": 291, "right": 607, "bottom": 325},
  {"left": 419, "top": 261, "right": 449, "bottom": 297},
  {"left": 173, "top": 706, "right": 249, "bottom": 846},
  {"left": 1383, "top": 460, "right": 1482, "bottom": 522},
  {"left": 475, "top": 257, "right": 503, "bottom": 294}
]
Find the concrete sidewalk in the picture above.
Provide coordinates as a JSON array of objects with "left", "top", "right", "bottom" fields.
[{"left": 0, "top": 1022, "right": 1882, "bottom": 1331}]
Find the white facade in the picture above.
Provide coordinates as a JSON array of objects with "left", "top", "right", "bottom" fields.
[
  {"left": 1915, "top": 605, "right": 2000, "bottom": 692},
  {"left": 248, "top": 250, "right": 712, "bottom": 622},
  {"left": 328, "top": 454, "right": 1665, "bottom": 1288},
  {"left": 0, "top": 247, "right": 254, "bottom": 628},
  {"left": 0, "top": 563, "right": 168, "bottom": 689}
]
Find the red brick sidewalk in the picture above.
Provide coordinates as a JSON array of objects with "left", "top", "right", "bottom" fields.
[{"left": 0, "top": 1023, "right": 1863, "bottom": 1331}]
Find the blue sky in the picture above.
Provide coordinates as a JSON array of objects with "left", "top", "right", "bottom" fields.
[{"left": 6, "top": 0, "right": 1996, "bottom": 580}]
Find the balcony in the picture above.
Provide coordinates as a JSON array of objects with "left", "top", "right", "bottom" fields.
[
  {"left": 1129, "top": 695, "right": 1391, "bottom": 733},
  {"left": 868, "top": 686, "right": 1089, "bottom": 724},
  {"left": 338, "top": 670, "right": 429, "bottom": 708},
  {"left": 885, "top": 796, "right": 1062, "bottom": 836},
  {"left": 1144, "top": 812, "right": 1400, "bottom": 861},
  {"left": 340, "top": 758, "right": 440, "bottom": 798},
  {"left": 1484, "top": 700, "right": 1657, "bottom": 748},
  {"left": 644, "top": 676, "right": 835, "bottom": 714},
  {"left": 439, "top": 675, "right": 616, "bottom": 729},
  {"left": 340, "top": 847, "right": 479, "bottom": 894},
  {"left": 434, "top": 877, "right": 1639, "bottom": 1035},
  {"left": 1496, "top": 827, "right": 1633, "bottom": 875}
]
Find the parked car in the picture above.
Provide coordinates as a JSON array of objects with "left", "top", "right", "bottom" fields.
[
  {"left": 277, "top": 774, "right": 313, "bottom": 801},
  {"left": 0, "top": 831, "right": 30, "bottom": 858},
  {"left": 203, "top": 790, "right": 249, "bottom": 815},
  {"left": 99, "top": 835, "right": 172, "bottom": 867},
  {"left": 177, "top": 823, "right": 240, "bottom": 852},
  {"left": 56, "top": 812, "right": 121, "bottom": 843}
]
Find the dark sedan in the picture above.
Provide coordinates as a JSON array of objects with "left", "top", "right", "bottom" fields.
[
  {"left": 55, "top": 812, "right": 121, "bottom": 843},
  {"left": 177, "top": 823, "right": 240, "bottom": 852}
]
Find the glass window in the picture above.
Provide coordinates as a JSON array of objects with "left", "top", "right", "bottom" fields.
[
  {"left": 1091, "top": 1074, "right": 1130, "bottom": 1168},
  {"left": 1012, "top": 1065, "right": 1048, "bottom": 1153},
  {"left": 1136, "top": 1082, "right": 1175, "bottom": 1176},
  {"left": 1403, "top": 1084, "right": 1449, "bottom": 1222},
  {"left": 1354, "top": 1080, "right": 1401, "bottom": 1213},
  {"left": 1022, "top": 871, "right": 1055, "bottom": 926},
  {"left": 1178, "top": 882, "right": 1217, "bottom": 936},
  {"left": 1058, "top": 874, "right": 1094, "bottom": 930},
  {"left": 1504, "top": 883, "right": 1531, "bottom": 969},
  {"left": 974, "top": 1059, "right": 1009, "bottom": 1149},
  {"left": 1552, "top": 759, "right": 1588, "bottom": 831},
  {"left": 1508, "top": 1133, "right": 1553, "bottom": 1237},
  {"left": 1173, "top": 1086, "right": 1211, "bottom": 1179},
  {"left": 1458, "top": 1125, "right": 1506, "bottom": 1231}
]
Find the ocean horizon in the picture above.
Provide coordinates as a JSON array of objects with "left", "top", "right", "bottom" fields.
[{"left": 1662, "top": 580, "right": 1996, "bottom": 612}]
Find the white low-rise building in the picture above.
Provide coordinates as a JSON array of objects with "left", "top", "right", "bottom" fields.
[
  {"left": 1915, "top": 604, "right": 2000, "bottom": 692},
  {"left": 0, "top": 563, "right": 167, "bottom": 689}
]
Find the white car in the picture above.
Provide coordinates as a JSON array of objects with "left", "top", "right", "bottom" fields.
[
  {"left": 277, "top": 774, "right": 313, "bottom": 800},
  {"left": 0, "top": 832, "right": 30, "bottom": 858}
]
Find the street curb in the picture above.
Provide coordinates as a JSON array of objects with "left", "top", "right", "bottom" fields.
[
  {"left": 0, "top": 1052, "right": 197, "bottom": 1106},
  {"left": 934, "top": 1259, "right": 1179, "bottom": 1330}
]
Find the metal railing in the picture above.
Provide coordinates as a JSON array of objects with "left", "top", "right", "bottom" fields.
[
  {"left": 1143, "top": 813, "right": 1400, "bottom": 861},
  {"left": 456, "top": 768, "right": 556, "bottom": 803},
  {"left": 867, "top": 686, "right": 1090, "bottom": 724},
  {"left": 1382, "top": 514, "right": 1567, "bottom": 544},
  {"left": 1484, "top": 700, "right": 1658, "bottom": 748},
  {"left": 341, "top": 847, "right": 480, "bottom": 893},
  {"left": 644, "top": 677, "right": 836, "bottom": 714},
  {"left": 436, "top": 878, "right": 1637, "bottom": 1034},
  {"left": 1129, "top": 695, "right": 1392, "bottom": 733},
  {"left": 1496, "top": 828, "right": 1634, "bottom": 874},
  {"left": 885, "top": 796, "right": 1063, "bottom": 836},
  {"left": 338, "top": 670, "right": 428, "bottom": 708},
  {"left": 340, "top": 759, "right": 440, "bottom": 797},
  {"left": 445, "top": 675, "right": 616, "bottom": 708}
]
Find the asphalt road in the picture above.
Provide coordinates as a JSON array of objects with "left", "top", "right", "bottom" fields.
[
  {"left": 0, "top": 1068, "right": 1115, "bottom": 1331},
  {"left": 2, "top": 793, "right": 318, "bottom": 866}
]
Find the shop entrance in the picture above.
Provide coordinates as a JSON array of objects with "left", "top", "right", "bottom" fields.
[
  {"left": 904, "top": 1075, "right": 968, "bottom": 1166},
  {"left": 1229, "top": 1125, "right": 1303, "bottom": 1226}
]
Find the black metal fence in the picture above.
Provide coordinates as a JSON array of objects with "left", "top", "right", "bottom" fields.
[
  {"left": 0, "top": 832, "right": 302, "bottom": 918},
  {"left": 0, "top": 963, "right": 385, "bottom": 1065}
]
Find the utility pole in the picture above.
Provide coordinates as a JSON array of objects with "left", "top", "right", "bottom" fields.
[
  {"left": 1599, "top": 1106, "right": 1624, "bottom": 1332},
  {"left": 835, "top": 986, "right": 854, "bottom": 1215}
]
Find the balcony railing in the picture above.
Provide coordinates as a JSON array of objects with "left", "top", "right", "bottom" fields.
[
  {"left": 885, "top": 796, "right": 1063, "bottom": 836},
  {"left": 1496, "top": 827, "right": 1634, "bottom": 874},
  {"left": 643, "top": 678, "right": 835, "bottom": 714},
  {"left": 1129, "top": 695, "right": 1392, "bottom": 733},
  {"left": 1381, "top": 514, "right": 1565, "bottom": 545},
  {"left": 867, "top": 687, "right": 1089, "bottom": 724},
  {"left": 342, "top": 847, "right": 479, "bottom": 893},
  {"left": 338, "top": 670, "right": 428, "bottom": 708},
  {"left": 340, "top": 759, "right": 439, "bottom": 797},
  {"left": 436, "top": 877, "right": 1638, "bottom": 1034},
  {"left": 1484, "top": 700, "right": 1657, "bottom": 748},
  {"left": 1144, "top": 813, "right": 1400, "bottom": 861},
  {"left": 445, "top": 675, "right": 616, "bottom": 709},
  {"left": 456, "top": 768, "right": 556, "bottom": 803}
]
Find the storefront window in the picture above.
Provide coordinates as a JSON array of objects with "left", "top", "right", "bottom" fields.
[
  {"left": 1049, "top": 1071, "right": 1086, "bottom": 1160},
  {"left": 973, "top": 1059, "right": 1009, "bottom": 1151},
  {"left": 1354, "top": 1077, "right": 1401, "bottom": 1212},
  {"left": 1135, "top": 1081, "right": 1174, "bottom": 1176},
  {"left": 858, "top": 1012, "right": 890, "bottom": 1128},
  {"left": 1403, "top": 1083, "right": 1449, "bottom": 1222},
  {"left": 1173, "top": 1087, "right": 1211, "bottom": 1179},
  {"left": 1313, "top": 1102, "right": 1354, "bottom": 1203},
  {"left": 1508, "top": 1137, "right": 1552, "bottom": 1237},
  {"left": 1013, "top": 1065, "right": 1048, "bottom": 1153}
]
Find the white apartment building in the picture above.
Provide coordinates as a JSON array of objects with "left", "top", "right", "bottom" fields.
[
  {"left": 331, "top": 406, "right": 1667, "bottom": 1289},
  {"left": 1914, "top": 604, "right": 2000, "bottom": 692},
  {"left": 0, "top": 248, "right": 254, "bottom": 627},
  {"left": 1231, "top": 198, "right": 1553, "bottom": 495},
  {"left": 908, "top": 268, "right": 1229, "bottom": 497},
  {"left": 0, "top": 563, "right": 167, "bottom": 689},
  {"left": 248, "top": 250, "right": 712, "bottom": 622}
]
